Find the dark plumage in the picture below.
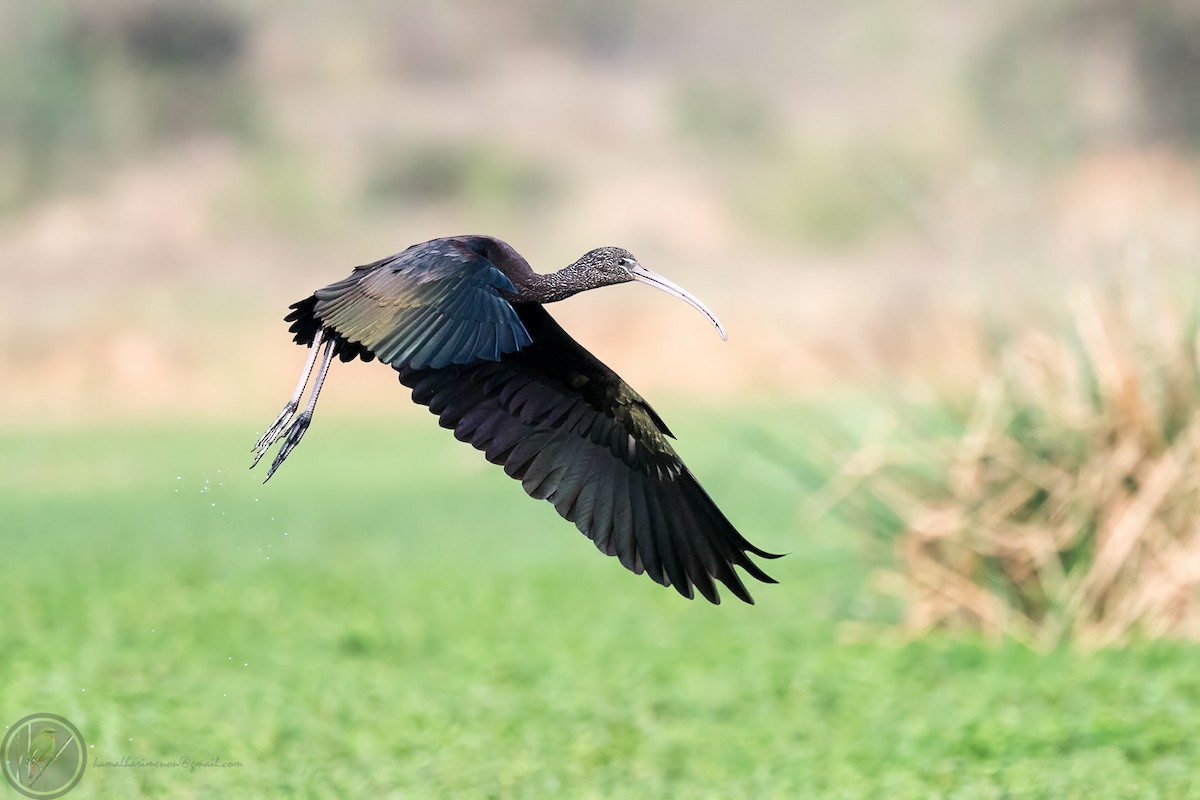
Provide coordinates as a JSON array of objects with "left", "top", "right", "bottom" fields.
[{"left": 253, "top": 235, "right": 780, "bottom": 604}]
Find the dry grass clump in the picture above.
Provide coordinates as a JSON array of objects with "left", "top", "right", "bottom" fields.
[{"left": 823, "top": 285, "right": 1200, "bottom": 648}]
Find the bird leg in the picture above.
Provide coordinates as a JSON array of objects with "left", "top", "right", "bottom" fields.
[
  {"left": 262, "top": 333, "right": 336, "bottom": 481},
  {"left": 252, "top": 336, "right": 323, "bottom": 459}
]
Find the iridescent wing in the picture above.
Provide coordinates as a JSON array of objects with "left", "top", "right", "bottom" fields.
[
  {"left": 286, "top": 237, "right": 532, "bottom": 370},
  {"left": 399, "top": 303, "right": 780, "bottom": 604}
]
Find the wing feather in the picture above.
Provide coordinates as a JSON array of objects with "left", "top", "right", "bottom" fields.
[
  {"left": 287, "top": 236, "right": 532, "bottom": 369},
  {"left": 281, "top": 238, "right": 778, "bottom": 603},
  {"left": 396, "top": 303, "right": 780, "bottom": 604}
]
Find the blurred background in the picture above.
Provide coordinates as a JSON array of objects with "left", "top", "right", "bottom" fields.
[
  {"left": 6, "top": 0, "right": 1199, "bottom": 421},
  {"left": 5, "top": 1, "right": 1200, "bottom": 795}
]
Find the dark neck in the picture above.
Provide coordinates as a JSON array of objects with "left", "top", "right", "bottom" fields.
[
  {"left": 509, "top": 262, "right": 589, "bottom": 304},
  {"left": 470, "top": 235, "right": 584, "bottom": 304}
]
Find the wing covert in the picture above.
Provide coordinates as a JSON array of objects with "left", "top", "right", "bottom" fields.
[
  {"left": 397, "top": 304, "right": 780, "bottom": 604},
  {"left": 290, "top": 237, "right": 533, "bottom": 370}
]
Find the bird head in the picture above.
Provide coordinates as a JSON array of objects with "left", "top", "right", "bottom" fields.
[
  {"left": 574, "top": 246, "right": 639, "bottom": 285},
  {"left": 40, "top": 728, "right": 56, "bottom": 738},
  {"left": 577, "top": 247, "right": 728, "bottom": 340}
]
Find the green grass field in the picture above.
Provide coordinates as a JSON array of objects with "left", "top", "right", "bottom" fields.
[{"left": 3, "top": 411, "right": 1199, "bottom": 798}]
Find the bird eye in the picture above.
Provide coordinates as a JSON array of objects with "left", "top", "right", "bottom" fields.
[{"left": 618, "top": 257, "right": 628, "bottom": 267}]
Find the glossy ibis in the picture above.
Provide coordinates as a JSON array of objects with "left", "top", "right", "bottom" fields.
[{"left": 252, "top": 236, "right": 779, "bottom": 603}]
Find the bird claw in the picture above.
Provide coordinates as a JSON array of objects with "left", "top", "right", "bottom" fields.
[
  {"left": 254, "top": 335, "right": 334, "bottom": 478},
  {"left": 264, "top": 411, "right": 312, "bottom": 482},
  {"left": 252, "top": 400, "right": 299, "bottom": 457}
]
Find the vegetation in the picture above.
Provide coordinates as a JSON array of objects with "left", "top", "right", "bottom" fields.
[
  {"left": 363, "top": 138, "right": 560, "bottom": 216},
  {"left": 4, "top": 416, "right": 1200, "bottom": 797},
  {"left": 825, "top": 282, "right": 1200, "bottom": 649},
  {"left": 6, "top": 2, "right": 1200, "bottom": 796},
  {"left": 0, "top": 2, "right": 254, "bottom": 208},
  {"left": 972, "top": 0, "right": 1200, "bottom": 163}
]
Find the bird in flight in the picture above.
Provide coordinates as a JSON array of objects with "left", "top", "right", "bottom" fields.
[{"left": 253, "top": 236, "right": 779, "bottom": 603}]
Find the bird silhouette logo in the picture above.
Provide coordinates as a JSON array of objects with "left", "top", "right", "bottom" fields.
[
  {"left": 26, "top": 728, "right": 56, "bottom": 781},
  {"left": 1, "top": 714, "right": 87, "bottom": 798}
]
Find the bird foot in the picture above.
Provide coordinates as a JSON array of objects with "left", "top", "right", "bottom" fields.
[
  {"left": 264, "top": 411, "right": 312, "bottom": 482},
  {"left": 251, "top": 400, "right": 299, "bottom": 465}
]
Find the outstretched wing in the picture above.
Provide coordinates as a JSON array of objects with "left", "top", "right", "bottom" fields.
[
  {"left": 398, "top": 303, "right": 781, "bottom": 604},
  {"left": 286, "top": 236, "right": 533, "bottom": 370}
]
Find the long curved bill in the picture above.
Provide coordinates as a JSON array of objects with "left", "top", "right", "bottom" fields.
[{"left": 630, "top": 263, "right": 728, "bottom": 341}]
